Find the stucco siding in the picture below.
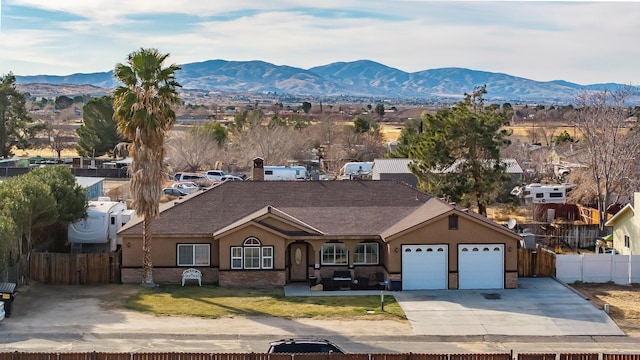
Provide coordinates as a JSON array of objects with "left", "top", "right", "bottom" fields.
[
  {"left": 386, "top": 215, "right": 518, "bottom": 275},
  {"left": 260, "top": 217, "right": 306, "bottom": 231},
  {"left": 121, "top": 235, "right": 218, "bottom": 268},
  {"left": 218, "top": 226, "right": 287, "bottom": 270}
]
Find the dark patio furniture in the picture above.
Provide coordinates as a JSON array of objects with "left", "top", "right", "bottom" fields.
[{"left": 332, "top": 270, "right": 352, "bottom": 290}]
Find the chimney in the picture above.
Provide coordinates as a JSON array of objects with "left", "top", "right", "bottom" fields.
[{"left": 252, "top": 157, "right": 264, "bottom": 181}]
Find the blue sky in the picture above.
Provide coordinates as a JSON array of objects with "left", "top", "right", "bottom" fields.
[{"left": 1, "top": 1, "right": 639, "bottom": 85}]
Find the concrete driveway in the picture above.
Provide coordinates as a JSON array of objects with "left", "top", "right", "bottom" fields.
[
  {"left": 0, "top": 278, "right": 631, "bottom": 353},
  {"left": 393, "top": 277, "right": 624, "bottom": 336}
]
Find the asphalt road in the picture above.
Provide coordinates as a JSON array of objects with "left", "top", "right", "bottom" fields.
[{"left": 1, "top": 281, "right": 639, "bottom": 354}]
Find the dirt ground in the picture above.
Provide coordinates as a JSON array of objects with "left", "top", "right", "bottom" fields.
[{"left": 568, "top": 282, "right": 640, "bottom": 337}]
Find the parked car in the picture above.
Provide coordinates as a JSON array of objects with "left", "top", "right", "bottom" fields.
[
  {"left": 220, "top": 175, "right": 243, "bottom": 182},
  {"left": 174, "top": 172, "right": 206, "bottom": 182},
  {"left": 163, "top": 187, "right": 188, "bottom": 197},
  {"left": 171, "top": 181, "right": 201, "bottom": 194},
  {"left": 205, "top": 170, "right": 227, "bottom": 181},
  {"left": 267, "top": 338, "right": 345, "bottom": 353}
]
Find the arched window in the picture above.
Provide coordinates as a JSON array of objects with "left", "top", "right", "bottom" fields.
[{"left": 231, "top": 237, "right": 273, "bottom": 270}]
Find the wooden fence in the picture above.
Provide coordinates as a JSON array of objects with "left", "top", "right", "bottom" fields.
[
  {"left": 0, "top": 353, "right": 638, "bottom": 360},
  {"left": 518, "top": 223, "right": 602, "bottom": 250},
  {"left": 518, "top": 248, "right": 556, "bottom": 278},
  {"left": 29, "top": 252, "right": 121, "bottom": 285}
]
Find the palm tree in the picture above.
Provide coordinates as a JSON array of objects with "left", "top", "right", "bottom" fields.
[{"left": 113, "top": 48, "right": 181, "bottom": 287}]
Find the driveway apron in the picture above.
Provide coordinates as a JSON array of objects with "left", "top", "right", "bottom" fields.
[{"left": 392, "top": 277, "right": 624, "bottom": 336}]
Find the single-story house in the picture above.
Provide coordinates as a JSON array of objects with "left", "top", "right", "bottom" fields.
[
  {"left": 371, "top": 158, "right": 523, "bottom": 191},
  {"left": 118, "top": 180, "right": 520, "bottom": 290},
  {"left": 605, "top": 192, "right": 640, "bottom": 255}
]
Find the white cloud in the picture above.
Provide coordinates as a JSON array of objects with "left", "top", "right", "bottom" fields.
[{"left": 1, "top": 1, "right": 639, "bottom": 84}]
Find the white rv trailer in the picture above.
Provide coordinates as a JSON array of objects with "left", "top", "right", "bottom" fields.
[
  {"left": 512, "top": 183, "right": 576, "bottom": 204},
  {"left": 263, "top": 166, "right": 308, "bottom": 181},
  {"left": 68, "top": 197, "right": 135, "bottom": 252}
]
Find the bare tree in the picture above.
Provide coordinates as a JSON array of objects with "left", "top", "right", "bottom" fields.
[
  {"left": 231, "top": 124, "right": 307, "bottom": 167},
  {"left": 535, "top": 107, "right": 560, "bottom": 147},
  {"left": 31, "top": 121, "right": 78, "bottom": 158},
  {"left": 571, "top": 87, "right": 640, "bottom": 230},
  {"left": 47, "top": 126, "right": 78, "bottom": 158},
  {"left": 305, "top": 115, "right": 344, "bottom": 176},
  {"left": 166, "top": 127, "right": 222, "bottom": 172}
]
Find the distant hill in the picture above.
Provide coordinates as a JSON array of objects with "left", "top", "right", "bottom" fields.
[{"left": 14, "top": 59, "right": 640, "bottom": 103}]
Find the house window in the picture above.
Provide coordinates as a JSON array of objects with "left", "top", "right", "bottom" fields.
[
  {"left": 625, "top": 235, "right": 630, "bottom": 248},
  {"left": 231, "top": 247, "right": 242, "bottom": 269},
  {"left": 354, "top": 243, "right": 379, "bottom": 264},
  {"left": 177, "top": 244, "right": 210, "bottom": 266},
  {"left": 321, "top": 243, "right": 348, "bottom": 265},
  {"left": 262, "top": 247, "right": 273, "bottom": 269},
  {"left": 244, "top": 246, "right": 261, "bottom": 269},
  {"left": 449, "top": 214, "right": 459, "bottom": 230},
  {"left": 230, "top": 237, "right": 274, "bottom": 270}
]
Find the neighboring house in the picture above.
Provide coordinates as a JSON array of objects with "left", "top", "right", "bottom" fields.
[
  {"left": 371, "top": 158, "right": 523, "bottom": 190},
  {"left": 371, "top": 158, "right": 417, "bottom": 187},
  {"left": 605, "top": 192, "right": 640, "bottom": 255},
  {"left": 441, "top": 158, "right": 523, "bottom": 188},
  {"left": 118, "top": 181, "right": 520, "bottom": 290}
]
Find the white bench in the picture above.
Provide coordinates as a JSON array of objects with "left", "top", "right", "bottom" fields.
[{"left": 181, "top": 268, "right": 202, "bottom": 286}]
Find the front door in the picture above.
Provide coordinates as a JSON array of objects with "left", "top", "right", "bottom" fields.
[{"left": 289, "top": 243, "right": 308, "bottom": 282}]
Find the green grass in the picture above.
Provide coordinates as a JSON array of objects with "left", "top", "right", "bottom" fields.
[{"left": 124, "top": 285, "right": 406, "bottom": 320}]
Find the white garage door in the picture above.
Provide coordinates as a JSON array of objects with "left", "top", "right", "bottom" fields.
[
  {"left": 402, "top": 245, "right": 448, "bottom": 290},
  {"left": 458, "top": 244, "right": 504, "bottom": 289}
]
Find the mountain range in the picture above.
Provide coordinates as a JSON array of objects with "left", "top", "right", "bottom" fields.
[{"left": 14, "top": 59, "right": 638, "bottom": 103}]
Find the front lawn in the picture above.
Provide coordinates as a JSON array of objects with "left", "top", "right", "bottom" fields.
[{"left": 124, "top": 285, "right": 405, "bottom": 320}]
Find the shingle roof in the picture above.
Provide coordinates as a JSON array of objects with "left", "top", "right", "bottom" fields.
[{"left": 119, "top": 180, "right": 434, "bottom": 237}]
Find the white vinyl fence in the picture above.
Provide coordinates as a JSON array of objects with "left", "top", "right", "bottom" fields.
[{"left": 556, "top": 253, "right": 640, "bottom": 284}]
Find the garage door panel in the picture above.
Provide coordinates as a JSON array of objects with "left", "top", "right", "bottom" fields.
[
  {"left": 402, "top": 245, "right": 448, "bottom": 290},
  {"left": 458, "top": 244, "right": 504, "bottom": 289}
]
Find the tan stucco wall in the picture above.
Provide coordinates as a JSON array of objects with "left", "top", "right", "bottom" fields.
[
  {"left": 386, "top": 214, "right": 519, "bottom": 285},
  {"left": 260, "top": 218, "right": 305, "bottom": 232},
  {"left": 121, "top": 235, "right": 218, "bottom": 267},
  {"left": 218, "top": 226, "right": 287, "bottom": 270}
]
